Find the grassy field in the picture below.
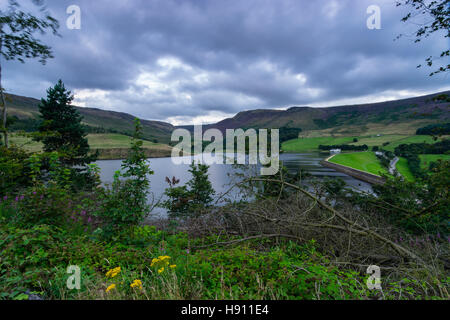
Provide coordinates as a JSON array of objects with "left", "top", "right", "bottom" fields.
[
  {"left": 9, "top": 133, "right": 172, "bottom": 159},
  {"left": 379, "top": 135, "right": 438, "bottom": 152},
  {"left": 395, "top": 157, "right": 415, "bottom": 182},
  {"left": 419, "top": 154, "right": 450, "bottom": 169},
  {"left": 282, "top": 134, "right": 441, "bottom": 153},
  {"left": 281, "top": 136, "right": 356, "bottom": 152},
  {"left": 328, "top": 152, "right": 388, "bottom": 176}
]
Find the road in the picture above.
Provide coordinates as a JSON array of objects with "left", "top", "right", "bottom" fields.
[{"left": 389, "top": 156, "right": 399, "bottom": 175}]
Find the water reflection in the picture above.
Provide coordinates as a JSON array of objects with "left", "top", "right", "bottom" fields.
[{"left": 95, "top": 152, "right": 372, "bottom": 217}]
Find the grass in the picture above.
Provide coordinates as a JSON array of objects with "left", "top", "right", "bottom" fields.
[
  {"left": 395, "top": 157, "right": 415, "bottom": 182},
  {"left": 380, "top": 135, "right": 438, "bottom": 152},
  {"left": 328, "top": 151, "right": 388, "bottom": 176},
  {"left": 86, "top": 134, "right": 162, "bottom": 149},
  {"left": 9, "top": 133, "right": 172, "bottom": 159},
  {"left": 282, "top": 134, "right": 442, "bottom": 153},
  {"left": 419, "top": 154, "right": 450, "bottom": 170},
  {"left": 281, "top": 136, "right": 356, "bottom": 152}
]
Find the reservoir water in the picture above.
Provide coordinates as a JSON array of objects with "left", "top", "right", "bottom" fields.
[{"left": 96, "top": 152, "right": 372, "bottom": 217}]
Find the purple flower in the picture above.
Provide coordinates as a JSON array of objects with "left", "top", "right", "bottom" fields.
[
  {"left": 81, "top": 210, "right": 86, "bottom": 216},
  {"left": 15, "top": 196, "right": 19, "bottom": 202},
  {"left": 437, "top": 233, "right": 441, "bottom": 239},
  {"left": 3, "top": 196, "right": 7, "bottom": 201},
  {"left": 87, "top": 217, "right": 92, "bottom": 223},
  {"left": 32, "top": 191, "right": 37, "bottom": 195},
  {"left": 19, "top": 195, "right": 24, "bottom": 201}
]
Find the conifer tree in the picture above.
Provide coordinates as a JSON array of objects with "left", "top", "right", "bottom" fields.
[{"left": 37, "top": 79, "right": 95, "bottom": 166}]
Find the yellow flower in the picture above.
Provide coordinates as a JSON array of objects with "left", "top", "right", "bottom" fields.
[
  {"left": 105, "top": 283, "right": 116, "bottom": 293},
  {"left": 130, "top": 279, "right": 143, "bottom": 290},
  {"left": 158, "top": 267, "right": 165, "bottom": 274},
  {"left": 150, "top": 258, "right": 160, "bottom": 267},
  {"left": 169, "top": 264, "right": 176, "bottom": 269},
  {"left": 106, "top": 267, "right": 121, "bottom": 278}
]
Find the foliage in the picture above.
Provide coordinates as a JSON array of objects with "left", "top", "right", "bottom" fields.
[
  {"left": 396, "top": 0, "right": 449, "bottom": 75},
  {"left": 36, "top": 80, "right": 95, "bottom": 167},
  {"left": 278, "top": 127, "right": 302, "bottom": 143},
  {"left": 319, "top": 144, "right": 368, "bottom": 151},
  {"left": 394, "top": 139, "right": 450, "bottom": 178},
  {"left": 351, "top": 160, "right": 449, "bottom": 234},
  {"left": 0, "top": 0, "right": 60, "bottom": 147},
  {"left": 95, "top": 119, "right": 153, "bottom": 234},
  {"left": 416, "top": 122, "right": 450, "bottom": 136},
  {"left": 0, "top": 145, "right": 31, "bottom": 194},
  {"left": 161, "top": 161, "right": 215, "bottom": 219}
]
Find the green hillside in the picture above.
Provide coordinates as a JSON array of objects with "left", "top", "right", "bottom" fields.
[
  {"left": 208, "top": 91, "right": 450, "bottom": 137},
  {"left": 5, "top": 93, "right": 175, "bottom": 144},
  {"left": 10, "top": 133, "right": 173, "bottom": 160}
]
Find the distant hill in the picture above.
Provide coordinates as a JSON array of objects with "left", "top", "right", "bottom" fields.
[
  {"left": 6, "top": 90, "right": 450, "bottom": 144},
  {"left": 5, "top": 93, "right": 175, "bottom": 144},
  {"left": 200, "top": 91, "right": 450, "bottom": 136}
]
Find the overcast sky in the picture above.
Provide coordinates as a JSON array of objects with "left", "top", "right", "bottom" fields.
[{"left": 2, "top": 0, "right": 449, "bottom": 125}]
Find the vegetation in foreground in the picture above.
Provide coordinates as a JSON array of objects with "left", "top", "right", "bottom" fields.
[{"left": 1, "top": 89, "right": 448, "bottom": 299}]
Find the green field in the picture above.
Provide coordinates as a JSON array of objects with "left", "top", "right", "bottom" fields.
[
  {"left": 380, "top": 135, "right": 438, "bottom": 152},
  {"left": 328, "top": 151, "right": 388, "bottom": 176},
  {"left": 395, "top": 157, "right": 415, "bottom": 182},
  {"left": 281, "top": 136, "right": 356, "bottom": 152},
  {"left": 9, "top": 133, "right": 172, "bottom": 158},
  {"left": 419, "top": 154, "right": 450, "bottom": 169},
  {"left": 282, "top": 134, "right": 441, "bottom": 153}
]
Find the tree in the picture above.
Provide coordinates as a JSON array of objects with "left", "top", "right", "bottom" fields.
[
  {"left": 0, "top": 0, "right": 59, "bottom": 147},
  {"left": 396, "top": 0, "right": 450, "bottom": 76},
  {"left": 161, "top": 161, "right": 215, "bottom": 219},
  {"left": 37, "top": 79, "right": 95, "bottom": 166},
  {"left": 98, "top": 118, "right": 154, "bottom": 232}
]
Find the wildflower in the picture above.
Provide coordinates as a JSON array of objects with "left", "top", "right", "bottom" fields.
[
  {"left": 15, "top": 196, "right": 19, "bottom": 202},
  {"left": 158, "top": 267, "right": 164, "bottom": 274},
  {"left": 150, "top": 258, "right": 160, "bottom": 267},
  {"left": 130, "top": 279, "right": 143, "bottom": 290},
  {"left": 3, "top": 196, "right": 7, "bottom": 201},
  {"left": 169, "top": 264, "right": 176, "bottom": 269},
  {"left": 106, "top": 267, "right": 121, "bottom": 278},
  {"left": 87, "top": 216, "right": 92, "bottom": 223},
  {"left": 19, "top": 195, "right": 24, "bottom": 201},
  {"left": 105, "top": 284, "right": 116, "bottom": 293}
]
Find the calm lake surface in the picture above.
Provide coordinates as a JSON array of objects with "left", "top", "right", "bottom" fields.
[{"left": 96, "top": 152, "right": 372, "bottom": 217}]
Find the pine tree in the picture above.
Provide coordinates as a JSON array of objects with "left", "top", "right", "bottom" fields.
[{"left": 37, "top": 79, "right": 95, "bottom": 166}]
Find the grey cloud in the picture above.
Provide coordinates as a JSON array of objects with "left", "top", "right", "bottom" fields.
[{"left": 2, "top": 0, "right": 449, "bottom": 124}]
